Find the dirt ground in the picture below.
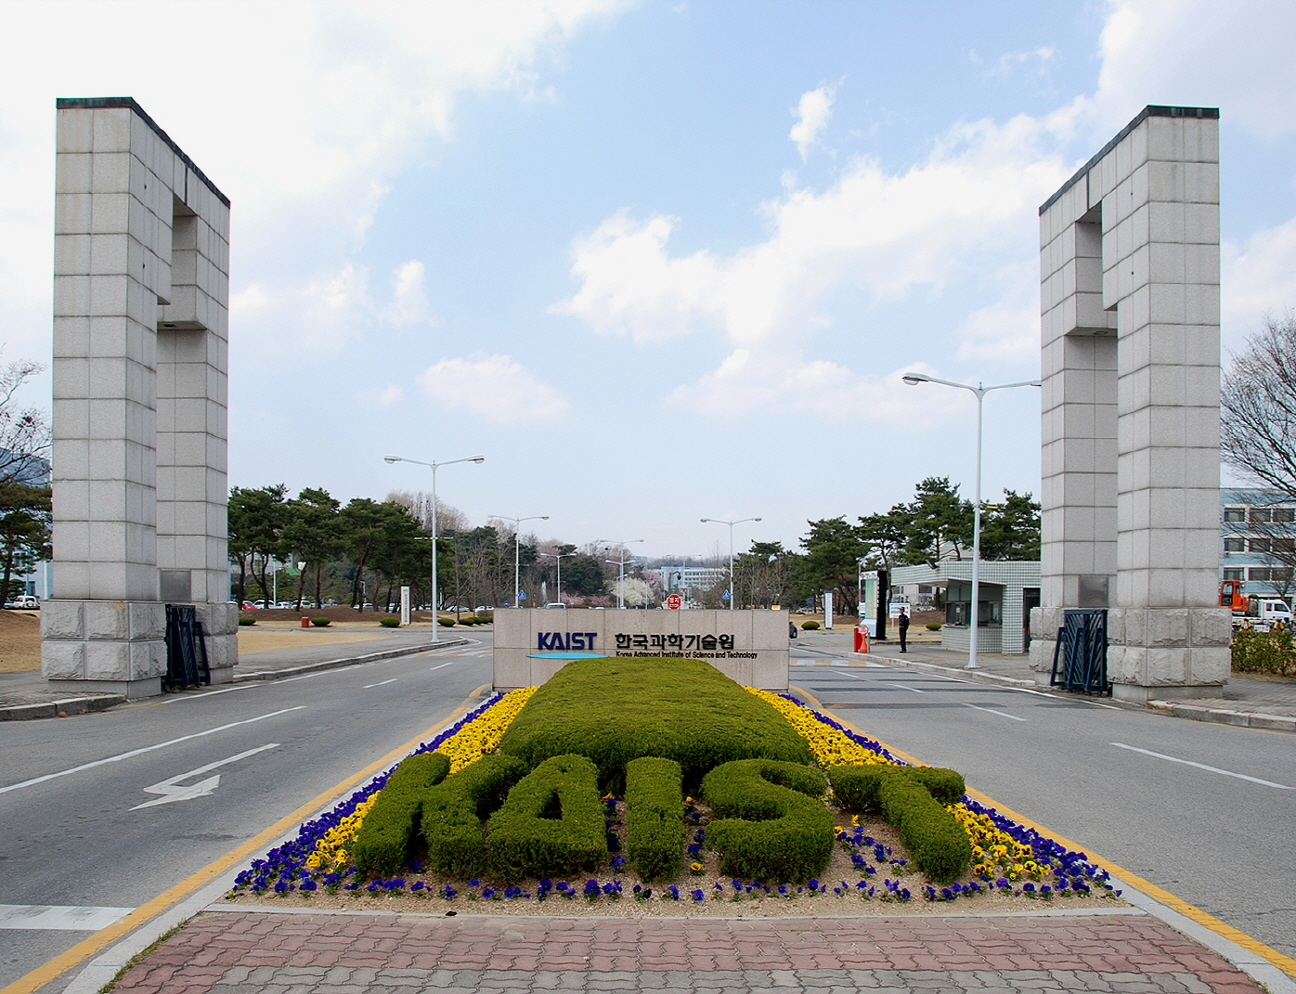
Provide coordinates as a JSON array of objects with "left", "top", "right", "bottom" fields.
[{"left": 0, "top": 610, "right": 42, "bottom": 673}]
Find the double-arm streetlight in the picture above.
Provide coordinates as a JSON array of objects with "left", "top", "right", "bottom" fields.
[
  {"left": 900, "top": 372, "right": 1040, "bottom": 669},
  {"left": 490, "top": 514, "right": 549, "bottom": 607},
  {"left": 603, "top": 540, "right": 645, "bottom": 608},
  {"left": 384, "top": 454, "right": 484, "bottom": 641},
  {"left": 701, "top": 517, "right": 761, "bottom": 610},
  {"left": 538, "top": 551, "right": 576, "bottom": 604}
]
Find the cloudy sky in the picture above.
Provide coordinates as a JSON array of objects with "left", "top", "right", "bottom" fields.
[{"left": 2, "top": 0, "right": 1295, "bottom": 558}]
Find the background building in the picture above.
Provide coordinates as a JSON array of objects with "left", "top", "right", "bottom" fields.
[{"left": 1220, "top": 488, "right": 1296, "bottom": 603}]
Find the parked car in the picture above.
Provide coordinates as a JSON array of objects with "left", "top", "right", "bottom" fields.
[
  {"left": 474, "top": 605, "right": 494, "bottom": 612},
  {"left": 544, "top": 602, "right": 566, "bottom": 609},
  {"left": 5, "top": 595, "right": 40, "bottom": 609}
]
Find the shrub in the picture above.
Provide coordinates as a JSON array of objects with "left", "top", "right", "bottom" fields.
[
  {"left": 438, "top": 617, "right": 457, "bottom": 627},
  {"left": 379, "top": 617, "right": 400, "bottom": 628},
  {"left": 801, "top": 621, "right": 820, "bottom": 630},
  {"left": 497, "top": 657, "right": 811, "bottom": 793},
  {"left": 238, "top": 616, "right": 256, "bottom": 626},
  {"left": 926, "top": 622, "right": 942, "bottom": 631},
  {"left": 421, "top": 754, "right": 527, "bottom": 878},
  {"left": 827, "top": 765, "right": 971, "bottom": 884},
  {"left": 311, "top": 617, "right": 331, "bottom": 627},
  {"left": 473, "top": 614, "right": 492, "bottom": 624},
  {"left": 1232, "top": 625, "right": 1296, "bottom": 676},
  {"left": 702, "top": 759, "right": 832, "bottom": 883},
  {"left": 624, "top": 757, "right": 684, "bottom": 881},
  {"left": 486, "top": 754, "right": 606, "bottom": 880},
  {"left": 459, "top": 617, "right": 478, "bottom": 626},
  {"left": 354, "top": 752, "right": 450, "bottom": 875}
]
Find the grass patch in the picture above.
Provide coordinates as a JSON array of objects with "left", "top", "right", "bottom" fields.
[{"left": 496, "top": 656, "right": 811, "bottom": 793}]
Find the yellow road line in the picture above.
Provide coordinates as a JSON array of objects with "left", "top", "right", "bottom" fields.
[
  {"left": 1, "top": 693, "right": 484, "bottom": 994},
  {"left": 803, "top": 696, "right": 1296, "bottom": 981}
]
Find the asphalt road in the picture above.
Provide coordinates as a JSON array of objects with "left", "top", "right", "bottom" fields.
[
  {"left": 789, "top": 639, "right": 1296, "bottom": 962},
  {"left": 0, "top": 634, "right": 495, "bottom": 991}
]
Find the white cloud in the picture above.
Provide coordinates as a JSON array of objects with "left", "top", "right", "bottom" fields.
[
  {"left": 1222, "top": 218, "right": 1296, "bottom": 349},
  {"left": 378, "top": 384, "right": 405, "bottom": 406},
  {"left": 382, "top": 261, "right": 433, "bottom": 328},
  {"left": 416, "top": 355, "right": 570, "bottom": 423},
  {"left": 979, "top": 46, "right": 1056, "bottom": 84},
  {"left": 789, "top": 83, "right": 838, "bottom": 160}
]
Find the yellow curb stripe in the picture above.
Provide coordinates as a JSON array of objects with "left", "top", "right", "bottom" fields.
[
  {"left": 0, "top": 694, "right": 484, "bottom": 994},
  {"left": 800, "top": 697, "right": 1296, "bottom": 981}
]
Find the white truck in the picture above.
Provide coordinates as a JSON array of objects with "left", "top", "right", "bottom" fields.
[{"left": 1222, "top": 581, "right": 1294, "bottom": 631}]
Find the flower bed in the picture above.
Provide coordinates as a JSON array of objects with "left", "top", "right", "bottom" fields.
[{"left": 229, "top": 671, "right": 1119, "bottom": 909}]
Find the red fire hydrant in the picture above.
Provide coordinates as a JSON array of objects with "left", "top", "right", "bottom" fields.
[{"left": 853, "top": 626, "right": 869, "bottom": 653}]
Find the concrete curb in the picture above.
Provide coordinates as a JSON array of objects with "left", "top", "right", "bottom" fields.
[
  {"left": 0, "top": 693, "right": 125, "bottom": 722},
  {"left": 850, "top": 651, "right": 1044, "bottom": 689},
  {"left": 232, "top": 636, "right": 474, "bottom": 683},
  {"left": 1149, "top": 698, "right": 1296, "bottom": 733}
]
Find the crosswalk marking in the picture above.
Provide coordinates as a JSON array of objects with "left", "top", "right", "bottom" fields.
[{"left": 0, "top": 905, "right": 133, "bottom": 931}]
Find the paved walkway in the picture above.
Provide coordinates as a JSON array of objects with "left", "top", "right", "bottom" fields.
[{"left": 107, "top": 908, "right": 1266, "bottom": 994}]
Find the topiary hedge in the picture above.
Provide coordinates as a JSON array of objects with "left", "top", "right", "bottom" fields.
[
  {"left": 353, "top": 752, "right": 450, "bottom": 875},
  {"left": 801, "top": 621, "right": 820, "bottom": 630},
  {"left": 497, "top": 657, "right": 811, "bottom": 793},
  {"left": 486, "top": 754, "right": 605, "bottom": 880},
  {"left": 437, "top": 617, "right": 456, "bottom": 627},
  {"left": 420, "top": 754, "right": 527, "bottom": 878},
  {"left": 238, "top": 615, "right": 256, "bottom": 626},
  {"left": 624, "top": 757, "right": 684, "bottom": 881},
  {"left": 379, "top": 617, "right": 400, "bottom": 628},
  {"left": 311, "top": 617, "right": 331, "bottom": 627},
  {"left": 827, "top": 764, "right": 971, "bottom": 884},
  {"left": 702, "top": 759, "right": 832, "bottom": 883}
]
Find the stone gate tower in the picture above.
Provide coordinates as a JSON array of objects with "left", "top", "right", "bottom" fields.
[
  {"left": 1032, "top": 105, "right": 1232, "bottom": 702},
  {"left": 42, "top": 98, "right": 236, "bottom": 698}
]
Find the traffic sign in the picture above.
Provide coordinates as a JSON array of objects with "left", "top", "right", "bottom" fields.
[
  {"left": 666, "top": 594, "right": 682, "bottom": 610},
  {"left": 519, "top": 591, "right": 527, "bottom": 600},
  {"left": 722, "top": 590, "right": 731, "bottom": 600}
]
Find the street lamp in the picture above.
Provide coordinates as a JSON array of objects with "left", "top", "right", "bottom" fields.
[
  {"left": 490, "top": 514, "right": 549, "bottom": 607},
  {"left": 384, "top": 454, "right": 485, "bottom": 641},
  {"left": 602, "top": 540, "right": 645, "bottom": 608},
  {"left": 538, "top": 551, "right": 576, "bottom": 604},
  {"left": 901, "top": 372, "right": 1040, "bottom": 669},
  {"left": 700, "top": 517, "right": 761, "bottom": 610}
]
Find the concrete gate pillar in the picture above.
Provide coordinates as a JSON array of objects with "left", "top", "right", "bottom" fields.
[
  {"left": 1032, "top": 105, "right": 1233, "bottom": 703},
  {"left": 41, "top": 98, "right": 236, "bottom": 698}
]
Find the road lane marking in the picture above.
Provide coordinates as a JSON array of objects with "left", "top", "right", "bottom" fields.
[
  {"left": 130, "top": 744, "right": 280, "bottom": 810},
  {"left": 1111, "top": 742, "right": 1294, "bottom": 789},
  {"left": 1, "top": 692, "right": 487, "bottom": 994},
  {"left": 0, "top": 906, "right": 133, "bottom": 932},
  {"left": 963, "top": 702, "right": 1027, "bottom": 722},
  {"left": 363, "top": 679, "right": 398, "bottom": 689},
  {"left": 429, "top": 661, "right": 455, "bottom": 671},
  {"left": 0, "top": 707, "right": 305, "bottom": 797},
  {"left": 888, "top": 683, "right": 925, "bottom": 693}
]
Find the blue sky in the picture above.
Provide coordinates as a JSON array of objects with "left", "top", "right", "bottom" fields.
[{"left": 3, "top": 0, "right": 1296, "bottom": 558}]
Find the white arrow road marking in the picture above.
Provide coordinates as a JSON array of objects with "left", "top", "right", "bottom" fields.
[
  {"left": 0, "top": 905, "right": 133, "bottom": 931},
  {"left": 1111, "top": 742, "right": 1295, "bottom": 789},
  {"left": 131, "top": 743, "right": 280, "bottom": 810},
  {"left": 0, "top": 707, "right": 304, "bottom": 796},
  {"left": 963, "top": 702, "right": 1027, "bottom": 722}
]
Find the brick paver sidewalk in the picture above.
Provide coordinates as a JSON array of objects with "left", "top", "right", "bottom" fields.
[{"left": 110, "top": 908, "right": 1265, "bottom": 993}]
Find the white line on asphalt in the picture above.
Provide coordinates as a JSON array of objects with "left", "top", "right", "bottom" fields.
[
  {"left": 160, "top": 683, "right": 259, "bottom": 703},
  {"left": 0, "top": 905, "right": 133, "bottom": 931},
  {"left": 963, "top": 702, "right": 1027, "bottom": 722},
  {"left": 889, "top": 683, "right": 925, "bottom": 693},
  {"left": 0, "top": 707, "right": 305, "bottom": 796},
  {"left": 130, "top": 743, "right": 280, "bottom": 810},
  {"left": 429, "top": 662, "right": 455, "bottom": 671},
  {"left": 363, "top": 678, "right": 398, "bottom": 689},
  {"left": 1111, "top": 742, "right": 1295, "bottom": 789},
  {"left": 280, "top": 671, "right": 328, "bottom": 684}
]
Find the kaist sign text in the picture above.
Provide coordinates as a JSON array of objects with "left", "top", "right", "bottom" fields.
[{"left": 536, "top": 632, "right": 598, "bottom": 651}]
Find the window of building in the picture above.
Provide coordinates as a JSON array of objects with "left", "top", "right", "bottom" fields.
[
  {"left": 1223, "top": 538, "right": 1245, "bottom": 552},
  {"left": 1223, "top": 568, "right": 1245, "bottom": 581},
  {"left": 1249, "top": 567, "right": 1272, "bottom": 582},
  {"left": 1250, "top": 538, "right": 1273, "bottom": 554},
  {"left": 1274, "top": 568, "right": 1294, "bottom": 583},
  {"left": 1276, "top": 538, "right": 1296, "bottom": 555},
  {"left": 1275, "top": 508, "right": 1295, "bottom": 523},
  {"left": 1251, "top": 508, "right": 1273, "bottom": 525},
  {"left": 1224, "top": 507, "right": 1246, "bottom": 523}
]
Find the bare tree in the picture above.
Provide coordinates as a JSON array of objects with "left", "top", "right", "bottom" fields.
[
  {"left": 385, "top": 490, "right": 468, "bottom": 533},
  {"left": 0, "top": 354, "right": 50, "bottom": 482},
  {"left": 1222, "top": 314, "right": 1296, "bottom": 500}
]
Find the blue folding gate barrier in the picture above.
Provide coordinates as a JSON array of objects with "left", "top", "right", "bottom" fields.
[
  {"left": 1050, "top": 608, "right": 1109, "bottom": 695},
  {"left": 164, "top": 603, "right": 211, "bottom": 690}
]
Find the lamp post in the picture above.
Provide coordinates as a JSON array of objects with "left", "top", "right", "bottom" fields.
[
  {"left": 385, "top": 454, "right": 485, "bottom": 641},
  {"left": 490, "top": 514, "right": 550, "bottom": 607},
  {"left": 700, "top": 517, "right": 761, "bottom": 610},
  {"left": 601, "top": 540, "right": 645, "bottom": 608},
  {"left": 900, "top": 372, "right": 1040, "bottom": 669},
  {"left": 538, "top": 551, "right": 576, "bottom": 604}
]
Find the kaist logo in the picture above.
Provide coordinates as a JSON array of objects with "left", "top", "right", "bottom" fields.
[{"left": 536, "top": 632, "right": 597, "bottom": 651}]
